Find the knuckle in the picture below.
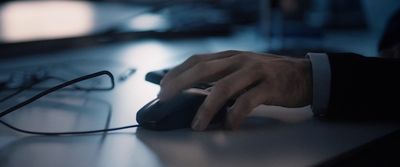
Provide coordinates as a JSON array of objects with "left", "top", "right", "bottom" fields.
[
  {"left": 192, "top": 62, "right": 208, "bottom": 72},
  {"left": 187, "top": 55, "right": 203, "bottom": 64},
  {"left": 252, "top": 61, "right": 264, "bottom": 69},
  {"left": 230, "top": 54, "right": 248, "bottom": 63},
  {"left": 223, "top": 50, "right": 241, "bottom": 55},
  {"left": 250, "top": 61, "right": 269, "bottom": 76}
]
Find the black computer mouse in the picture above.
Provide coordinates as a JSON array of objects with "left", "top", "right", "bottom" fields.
[{"left": 136, "top": 89, "right": 229, "bottom": 130}]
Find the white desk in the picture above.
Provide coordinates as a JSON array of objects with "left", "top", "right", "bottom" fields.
[{"left": 0, "top": 29, "right": 399, "bottom": 167}]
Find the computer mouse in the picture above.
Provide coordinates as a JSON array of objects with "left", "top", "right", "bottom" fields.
[{"left": 136, "top": 89, "right": 229, "bottom": 130}]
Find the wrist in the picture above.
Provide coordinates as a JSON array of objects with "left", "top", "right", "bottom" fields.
[{"left": 297, "top": 58, "right": 313, "bottom": 106}]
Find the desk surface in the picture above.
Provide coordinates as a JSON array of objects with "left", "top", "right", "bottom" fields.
[{"left": 0, "top": 29, "right": 399, "bottom": 167}]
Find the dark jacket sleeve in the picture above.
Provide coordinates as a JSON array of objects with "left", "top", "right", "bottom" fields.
[
  {"left": 379, "top": 9, "right": 400, "bottom": 52},
  {"left": 325, "top": 53, "right": 400, "bottom": 120}
]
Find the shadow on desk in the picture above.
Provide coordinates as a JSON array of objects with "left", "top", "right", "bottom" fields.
[
  {"left": 1, "top": 105, "right": 398, "bottom": 167},
  {"left": 0, "top": 135, "right": 107, "bottom": 167},
  {"left": 134, "top": 108, "right": 314, "bottom": 167},
  {"left": 0, "top": 111, "right": 302, "bottom": 167}
]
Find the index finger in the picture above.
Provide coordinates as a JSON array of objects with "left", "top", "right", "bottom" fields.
[
  {"left": 160, "top": 50, "right": 241, "bottom": 86},
  {"left": 158, "top": 56, "right": 238, "bottom": 101}
]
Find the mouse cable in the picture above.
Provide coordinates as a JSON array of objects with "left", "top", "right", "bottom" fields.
[
  {"left": 0, "top": 75, "right": 116, "bottom": 104},
  {"left": 0, "top": 70, "right": 140, "bottom": 135},
  {"left": 0, "top": 120, "right": 140, "bottom": 135}
]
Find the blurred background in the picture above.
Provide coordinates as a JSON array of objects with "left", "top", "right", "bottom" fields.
[
  {"left": 0, "top": 0, "right": 399, "bottom": 57},
  {"left": 0, "top": 1, "right": 400, "bottom": 165}
]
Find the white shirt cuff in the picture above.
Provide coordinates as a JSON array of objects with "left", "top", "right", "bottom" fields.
[{"left": 306, "top": 53, "right": 331, "bottom": 116}]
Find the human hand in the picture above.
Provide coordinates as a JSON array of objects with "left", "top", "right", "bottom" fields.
[{"left": 158, "top": 50, "right": 312, "bottom": 130}]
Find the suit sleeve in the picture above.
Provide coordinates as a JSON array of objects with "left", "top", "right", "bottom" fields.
[{"left": 325, "top": 53, "right": 400, "bottom": 120}]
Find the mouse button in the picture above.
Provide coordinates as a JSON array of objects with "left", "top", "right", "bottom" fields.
[
  {"left": 155, "top": 94, "right": 206, "bottom": 130},
  {"left": 137, "top": 98, "right": 170, "bottom": 123},
  {"left": 146, "top": 94, "right": 193, "bottom": 120},
  {"left": 142, "top": 98, "right": 159, "bottom": 111},
  {"left": 181, "top": 93, "right": 206, "bottom": 109}
]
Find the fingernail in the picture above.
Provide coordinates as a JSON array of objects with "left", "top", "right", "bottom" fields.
[
  {"left": 157, "top": 90, "right": 165, "bottom": 100},
  {"left": 225, "top": 107, "right": 239, "bottom": 130},
  {"left": 160, "top": 79, "right": 165, "bottom": 86},
  {"left": 158, "top": 88, "right": 170, "bottom": 101},
  {"left": 226, "top": 106, "right": 234, "bottom": 121},
  {"left": 191, "top": 118, "right": 204, "bottom": 131}
]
